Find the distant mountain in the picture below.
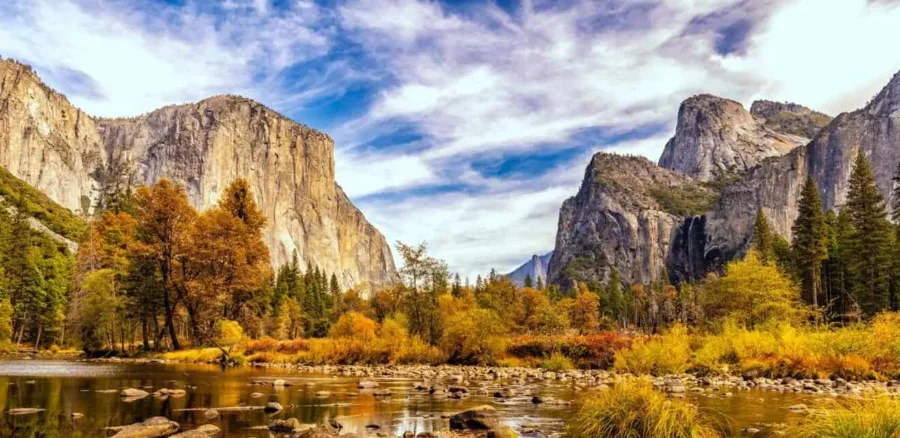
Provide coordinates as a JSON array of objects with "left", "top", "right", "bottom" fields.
[{"left": 506, "top": 252, "right": 553, "bottom": 286}]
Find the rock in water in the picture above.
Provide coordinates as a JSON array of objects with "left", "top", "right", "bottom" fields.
[
  {"left": 357, "top": 380, "right": 379, "bottom": 389},
  {"left": 269, "top": 418, "right": 304, "bottom": 432},
  {"left": 0, "top": 58, "right": 396, "bottom": 291},
  {"left": 264, "top": 402, "right": 283, "bottom": 413},
  {"left": 170, "top": 424, "right": 220, "bottom": 437},
  {"left": 109, "top": 417, "right": 180, "bottom": 438},
  {"left": 449, "top": 405, "right": 499, "bottom": 430},
  {"left": 7, "top": 408, "right": 45, "bottom": 415}
]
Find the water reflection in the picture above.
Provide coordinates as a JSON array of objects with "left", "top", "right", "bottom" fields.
[{"left": 0, "top": 360, "right": 817, "bottom": 437}]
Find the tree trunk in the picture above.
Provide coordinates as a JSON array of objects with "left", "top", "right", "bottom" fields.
[
  {"left": 141, "top": 317, "right": 150, "bottom": 351},
  {"left": 160, "top": 265, "right": 181, "bottom": 350},
  {"left": 33, "top": 323, "right": 42, "bottom": 351}
]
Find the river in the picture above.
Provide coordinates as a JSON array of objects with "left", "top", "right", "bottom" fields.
[{"left": 0, "top": 360, "right": 821, "bottom": 437}]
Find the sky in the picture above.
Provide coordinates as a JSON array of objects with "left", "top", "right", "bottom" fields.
[{"left": 2, "top": 0, "right": 900, "bottom": 281}]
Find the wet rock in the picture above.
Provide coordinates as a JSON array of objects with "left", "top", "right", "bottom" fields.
[
  {"left": 109, "top": 416, "right": 180, "bottom": 438},
  {"left": 315, "top": 391, "right": 332, "bottom": 398},
  {"left": 373, "top": 389, "right": 392, "bottom": 397},
  {"left": 171, "top": 424, "right": 220, "bottom": 437},
  {"left": 121, "top": 388, "right": 150, "bottom": 399},
  {"left": 264, "top": 402, "right": 283, "bottom": 413},
  {"left": 273, "top": 379, "right": 293, "bottom": 387},
  {"left": 449, "top": 405, "right": 499, "bottom": 430},
  {"left": 250, "top": 392, "right": 265, "bottom": 398},
  {"left": 269, "top": 418, "right": 303, "bottom": 432},
  {"left": 531, "top": 396, "right": 543, "bottom": 404},
  {"left": 7, "top": 408, "right": 45, "bottom": 415},
  {"left": 358, "top": 380, "right": 379, "bottom": 389}
]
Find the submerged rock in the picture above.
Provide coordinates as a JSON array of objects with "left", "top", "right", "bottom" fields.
[
  {"left": 7, "top": 408, "right": 45, "bottom": 415},
  {"left": 108, "top": 416, "right": 180, "bottom": 438}
]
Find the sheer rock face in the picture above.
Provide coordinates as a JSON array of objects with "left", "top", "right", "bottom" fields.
[
  {"left": 705, "top": 71, "right": 900, "bottom": 263},
  {"left": 547, "top": 154, "right": 713, "bottom": 287},
  {"left": 0, "top": 59, "right": 396, "bottom": 290},
  {"left": 552, "top": 71, "right": 898, "bottom": 288},
  {"left": 0, "top": 60, "right": 103, "bottom": 213},
  {"left": 658, "top": 94, "right": 812, "bottom": 182}
]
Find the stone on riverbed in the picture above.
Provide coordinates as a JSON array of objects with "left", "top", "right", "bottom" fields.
[
  {"left": 264, "top": 401, "right": 283, "bottom": 413},
  {"left": 449, "top": 405, "right": 499, "bottom": 430},
  {"left": 121, "top": 388, "right": 150, "bottom": 402},
  {"left": 7, "top": 408, "right": 45, "bottom": 415},
  {"left": 269, "top": 417, "right": 304, "bottom": 432},
  {"left": 170, "top": 424, "right": 220, "bottom": 437},
  {"left": 202, "top": 409, "right": 219, "bottom": 420},
  {"left": 358, "top": 380, "right": 379, "bottom": 389},
  {"left": 109, "top": 416, "right": 180, "bottom": 438}
]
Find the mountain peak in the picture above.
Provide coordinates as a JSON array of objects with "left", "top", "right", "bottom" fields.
[{"left": 866, "top": 69, "right": 900, "bottom": 117}]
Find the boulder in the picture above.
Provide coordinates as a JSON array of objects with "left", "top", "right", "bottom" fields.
[
  {"left": 269, "top": 418, "right": 303, "bottom": 432},
  {"left": 170, "top": 424, "right": 220, "bottom": 437},
  {"left": 449, "top": 405, "right": 499, "bottom": 430},
  {"left": 358, "top": 380, "right": 379, "bottom": 389},
  {"left": 121, "top": 388, "right": 150, "bottom": 399},
  {"left": 202, "top": 409, "right": 219, "bottom": 420},
  {"left": 110, "top": 417, "right": 180, "bottom": 438},
  {"left": 264, "top": 402, "right": 283, "bottom": 413}
]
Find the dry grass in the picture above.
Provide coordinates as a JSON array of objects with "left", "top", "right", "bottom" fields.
[
  {"left": 567, "top": 379, "right": 722, "bottom": 438},
  {"left": 790, "top": 397, "right": 900, "bottom": 437}
]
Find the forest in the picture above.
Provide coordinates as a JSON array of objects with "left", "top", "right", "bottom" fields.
[{"left": 0, "top": 153, "right": 900, "bottom": 383}]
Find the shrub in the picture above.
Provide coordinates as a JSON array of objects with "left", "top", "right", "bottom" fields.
[
  {"left": 614, "top": 324, "right": 691, "bottom": 375},
  {"left": 506, "top": 332, "right": 633, "bottom": 368},
  {"left": 541, "top": 352, "right": 575, "bottom": 371},
  {"left": 790, "top": 397, "right": 900, "bottom": 437},
  {"left": 567, "top": 379, "right": 722, "bottom": 438},
  {"left": 440, "top": 308, "right": 507, "bottom": 365}
]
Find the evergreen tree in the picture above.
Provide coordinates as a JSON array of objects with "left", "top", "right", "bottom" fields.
[
  {"left": 451, "top": 273, "right": 462, "bottom": 297},
  {"left": 792, "top": 177, "right": 828, "bottom": 308},
  {"left": 751, "top": 209, "right": 775, "bottom": 265},
  {"left": 523, "top": 274, "right": 533, "bottom": 288},
  {"left": 844, "top": 153, "right": 893, "bottom": 314},
  {"left": 535, "top": 276, "right": 544, "bottom": 291}
]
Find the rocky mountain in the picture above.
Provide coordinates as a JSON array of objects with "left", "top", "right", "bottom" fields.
[
  {"left": 705, "top": 70, "right": 900, "bottom": 264},
  {"left": 0, "top": 58, "right": 396, "bottom": 289},
  {"left": 547, "top": 154, "right": 715, "bottom": 287},
  {"left": 549, "top": 71, "right": 900, "bottom": 288},
  {"left": 506, "top": 252, "right": 552, "bottom": 286},
  {"left": 657, "top": 94, "right": 829, "bottom": 182}
]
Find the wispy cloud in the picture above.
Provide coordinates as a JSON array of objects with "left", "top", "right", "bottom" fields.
[{"left": 2, "top": 0, "right": 899, "bottom": 280}]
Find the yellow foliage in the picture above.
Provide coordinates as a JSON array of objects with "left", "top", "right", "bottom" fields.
[{"left": 614, "top": 324, "right": 691, "bottom": 375}]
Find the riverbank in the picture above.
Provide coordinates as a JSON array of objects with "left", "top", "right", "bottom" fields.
[{"left": 85, "top": 356, "right": 900, "bottom": 400}]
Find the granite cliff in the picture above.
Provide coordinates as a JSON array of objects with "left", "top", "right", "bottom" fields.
[
  {"left": 657, "top": 95, "right": 829, "bottom": 182},
  {"left": 547, "top": 154, "right": 715, "bottom": 287},
  {"left": 548, "top": 71, "right": 900, "bottom": 288},
  {"left": 0, "top": 58, "right": 396, "bottom": 290},
  {"left": 506, "top": 252, "right": 552, "bottom": 286}
]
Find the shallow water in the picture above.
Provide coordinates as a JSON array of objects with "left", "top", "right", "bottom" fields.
[{"left": 0, "top": 360, "right": 819, "bottom": 437}]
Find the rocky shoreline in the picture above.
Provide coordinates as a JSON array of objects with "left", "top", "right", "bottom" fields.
[{"left": 86, "top": 357, "right": 900, "bottom": 399}]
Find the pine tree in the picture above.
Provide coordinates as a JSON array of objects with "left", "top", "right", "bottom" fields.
[
  {"left": 523, "top": 274, "right": 533, "bottom": 288},
  {"left": 536, "top": 276, "right": 544, "bottom": 291},
  {"left": 751, "top": 209, "right": 775, "bottom": 265},
  {"left": 792, "top": 177, "right": 828, "bottom": 308},
  {"left": 845, "top": 153, "right": 893, "bottom": 314}
]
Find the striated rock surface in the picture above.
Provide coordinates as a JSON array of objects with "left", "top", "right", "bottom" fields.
[
  {"left": 0, "top": 58, "right": 395, "bottom": 289},
  {"left": 547, "top": 154, "right": 715, "bottom": 287},
  {"left": 704, "top": 70, "right": 900, "bottom": 263},
  {"left": 506, "top": 252, "right": 552, "bottom": 286},
  {"left": 658, "top": 94, "right": 813, "bottom": 182}
]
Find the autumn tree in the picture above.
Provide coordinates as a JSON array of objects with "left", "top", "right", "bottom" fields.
[
  {"left": 568, "top": 285, "right": 600, "bottom": 334},
  {"left": 132, "top": 179, "right": 198, "bottom": 350},
  {"left": 703, "top": 250, "right": 805, "bottom": 329}
]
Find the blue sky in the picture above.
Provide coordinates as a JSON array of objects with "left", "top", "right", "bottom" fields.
[{"left": 2, "top": 0, "right": 900, "bottom": 280}]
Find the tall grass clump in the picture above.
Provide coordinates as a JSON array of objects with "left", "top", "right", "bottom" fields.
[
  {"left": 791, "top": 397, "right": 900, "bottom": 437},
  {"left": 613, "top": 324, "right": 691, "bottom": 375},
  {"left": 567, "top": 379, "right": 721, "bottom": 438},
  {"left": 540, "top": 352, "right": 575, "bottom": 371}
]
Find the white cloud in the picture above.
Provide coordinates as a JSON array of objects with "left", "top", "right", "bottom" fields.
[
  {"left": 4, "top": 0, "right": 900, "bottom": 279},
  {"left": 0, "top": 0, "right": 334, "bottom": 117}
]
